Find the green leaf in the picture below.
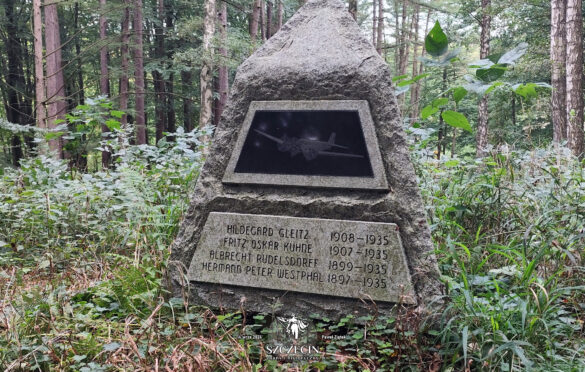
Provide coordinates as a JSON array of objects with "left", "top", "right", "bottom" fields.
[
  {"left": 514, "top": 83, "right": 538, "bottom": 99},
  {"left": 453, "top": 87, "right": 467, "bottom": 104},
  {"left": 425, "top": 21, "right": 449, "bottom": 57},
  {"left": 392, "top": 74, "right": 409, "bottom": 82},
  {"left": 45, "top": 131, "right": 65, "bottom": 141},
  {"left": 442, "top": 111, "right": 472, "bottom": 132},
  {"left": 476, "top": 64, "right": 507, "bottom": 82},
  {"left": 432, "top": 97, "right": 449, "bottom": 108},
  {"left": 421, "top": 105, "right": 439, "bottom": 119},
  {"left": 110, "top": 110, "right": 125, "bottom": 119},
  {"left": 105, "top": 119, "right": 121, "bottom": 131}
]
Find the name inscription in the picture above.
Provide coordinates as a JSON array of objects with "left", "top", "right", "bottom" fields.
[{"left": 188, "top": 212, "right": 416, "bottom": 304}]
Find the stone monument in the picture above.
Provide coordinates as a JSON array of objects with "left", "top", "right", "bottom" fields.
[{"left": 169, "top": 0, "right": 442, "bottom": 318}]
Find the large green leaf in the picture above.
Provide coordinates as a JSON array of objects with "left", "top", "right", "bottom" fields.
[
  {"left": 441, "top": 110, "right": 472, "bottom": 132},
  {"left": 421, "top": 105, "right": 439, "bottom": 119},
  {"left": 425, "top": 21, "right": 448, "bottom": 57},
  {"left": 453, "top": 87, "right": 468, "bottom": 104},
  {"left": 476, "top": 64, "right": 507, "bottom": 82}
]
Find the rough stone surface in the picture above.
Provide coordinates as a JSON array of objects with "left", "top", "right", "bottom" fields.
[{"left": 169, "top": 0, "right": 443, "bottom": 318}]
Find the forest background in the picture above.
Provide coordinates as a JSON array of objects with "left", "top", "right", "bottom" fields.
[{"left": 0, "top": 0, "right": 584, "bottom": 370}]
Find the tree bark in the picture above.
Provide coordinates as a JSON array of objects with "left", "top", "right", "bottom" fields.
[
  {"left": 372, "top": 0, "right": 377, "bottom": 47},
  {"left": 154, "top": 0, "right": 167, "bottom": 143},
  {"left": 266, "top": 0, "right": 273, "bottom": 39},
  {"left": 476, "top": 0, "right": 491, "bottom": 157},
  {"left": 215, "top": 1, "right": 229, "bottom": 126},
  {"left": 33, "top": 0, "right": 46, "bottom": 132},
  {"left": 182, "top": 70, "right": 194, "bottom": 132},
  {"left": 120, "top": 2, "right": 130, "bottom": 128},
  {"left": 165, "top": 4, "right": 176, "bottom": 139},
  {"left": 566, "top": 0, "right": 584, "bottom": 156},
  {"left": 260, "top": 0, "right": 266, "bottom": 41},
  {"left": 99, "top": 0, "right": 111, "bottom": 167},
  {"left": 250, "top": 0, "right": 261, "bottom": 40},
  {"left": 410, "top": 3, "right": 420, "bottom": 120},
  {"left": 376, "top": 0, "right": 384, "bottom": 55},
  {"left": 44, "top": 1, "right": 67, "bottom": 157},
  {"left": 551, "top": 0, "right": 567, "bottom": 144},
  {"left": 133, "top": 0, "right": 146, "bottom": 144},
  {"left": 200, "top": 0, "right": 216, "bottom": 149},
  {"left": 74, "top": 2, "right": 85, "bottom": 106},
  {"left": 277, "top": 0, "right": 283, "bottom": 31}
]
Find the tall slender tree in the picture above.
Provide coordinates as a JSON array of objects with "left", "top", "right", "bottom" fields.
[
  {"left": 133, "top": 0, "right": 146, "bottom": 144},
  {"left": 551, "top": 0, "right": 567, "bottom": 144},
  {"left": 409, "top": 3, "right": 420, "bottom": 119},
  {"left": 376, "top": 0, "right": 383, "bottom": 55},
  {"left": 99, "top": 0, "right": 111, "bottom": 166},
  {"left": 200, "top": 0, "right": 216, "bottom": 149},
  {"left": 250, "top": 0, "right": 261, "bottom": 40},
  {"left": 154, "top": 0, "right": 167, "bottom": 142},
  {"left": 215, "top": 1, "right": 229, "bottom": 126},
  {"left": 566, "top": 0, "right": 584, "bottom": 156},
  {"left": 33, "top": 0, "right": 46, "bottom": 132},
  {"left": 476, "top": 0, "right": 491, "bottom": 157},
  {"left": 45, "top": 0, "right": 67, "bottom": 157},
  {"left": 119, "top": 1, "right": 130, "bottom": 128},
  {"left": 372, "top": 0, "right": 377, "bottom": 47}
]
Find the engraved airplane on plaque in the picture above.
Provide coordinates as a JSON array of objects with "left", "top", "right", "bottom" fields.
[{"left": 253, "top": 129, "right": 364, "bottom": 161}]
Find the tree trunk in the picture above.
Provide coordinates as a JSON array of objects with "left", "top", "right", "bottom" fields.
[
  {"left": 372, "top": 0, "right": 377, "bottom": 47},
  {"left": 74, "top": 3, "right": 85, "bottom": 106},
  {"left": 44, "top": 2, "right": 67, "bottom": 157},
  {"left": 99, "top": 0, "right": 111, "bottom": 167},
  {"left": 33, "top": 0, "right": 46, "bottom": 132},
  {"left": 154, "top": 0, "right": 167, "bottom": 143},
  {"left": 3, "top": 0, "right": 24, "bottom": 165},
  {"left": 260, "top": 0, "right": 266, "bottom": 41},
  {"left": 120, "top": 2, "right": 130, "bottom": 128},
  {"left": 250, "top": 0, "right": 261, "bottom": 40},
  {"left": 215, "top": 1, "right": 229, "bottom": 126},
  {"left": 277, "top": 0, "right": 283, "bottom": 31},
  {"left": 476, "top": 0, "right": 491, "bottom": 157},
  {"left": 566, "top": 0, "right": 584, "bottom": 156},
  {"left": 166, "top": 75, "right": 176, "bottom": 135},
  {"left": 376, "top": 0, "right": 384, "bottom": 54},
  {"left": 165, "top": 6, "right": 176, "bottom": 139},
  {"left": 266, "top": 0, "right": 273, "bottom": 39},
  {"left": 182, "top": 70, "right": 194, "bottom": 132},
  {"left": 348, "top": 0, "right": 357, "bottom": 20},
  {"left": 200, "top": 0, "right": 216, "bottom": 149},
  {"left": 409, "top": 3, "right": 420, "bottom": 120},
  {"left": 551, "top": 0, "right": 567, "bottom": 144},
  {"left": 133, "top": 0, "right": 146, "bottom": 144}
]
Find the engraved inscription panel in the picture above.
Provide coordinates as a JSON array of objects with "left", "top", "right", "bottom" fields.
[{"left": 188, "top": 213, "right": 416, "bottom": 304}]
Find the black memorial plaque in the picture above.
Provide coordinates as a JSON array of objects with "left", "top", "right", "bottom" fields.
[{"left": 233, "top": 110, "right": 374, "bottom": 177}]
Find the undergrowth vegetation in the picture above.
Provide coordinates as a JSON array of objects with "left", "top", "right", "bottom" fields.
[{"left": 1, "top": 117, "right": 584, "bottom": 371}]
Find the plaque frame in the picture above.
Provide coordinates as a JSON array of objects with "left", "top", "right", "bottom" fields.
[{"left": 222, "top": 100, "right": 389, "bottom": 190}]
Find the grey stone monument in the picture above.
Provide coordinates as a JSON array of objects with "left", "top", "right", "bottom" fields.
[{"left": 169, "top": 0, "right": 442, "bottom": 318}]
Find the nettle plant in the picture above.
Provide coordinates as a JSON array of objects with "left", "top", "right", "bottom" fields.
[{"left": 396, "top": 21, "right": 551, "bottom": 155}]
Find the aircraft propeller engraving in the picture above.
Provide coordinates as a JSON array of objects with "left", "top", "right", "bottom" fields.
[{"left": 253, "top": 129, "right": 364, "bottom": 161}]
